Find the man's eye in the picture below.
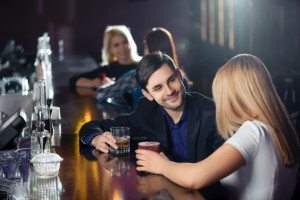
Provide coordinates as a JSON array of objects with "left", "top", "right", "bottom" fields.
[
  {"left": 153, "top": 87, "right": 161, "bottom": 92},
  {"left": 170, "top": 77, "right": 176, "bottom": 83}
]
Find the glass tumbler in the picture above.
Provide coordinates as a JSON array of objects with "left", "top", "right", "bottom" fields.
[{"left": 109, "top": 127, "right": 130, "bottom": 155}]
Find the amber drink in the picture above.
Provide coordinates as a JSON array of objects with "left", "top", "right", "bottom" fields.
[{"left": 110, "top": 127, "right": 130, "bottom": 155}]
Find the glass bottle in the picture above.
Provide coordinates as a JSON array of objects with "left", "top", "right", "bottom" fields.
[
  {"left": 30, "top": 110, "right": 51, "bottom": 158},
  {"left": 33, "top": 79, "right": 51, "bottom": 133}
]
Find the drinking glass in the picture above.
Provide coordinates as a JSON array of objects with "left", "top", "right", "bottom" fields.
[
  {"left": 137, "top": 141, "right": 161, "bottom": 176},
  {"left": 32, "top": 80, "right": 51, "bottom": 134},
  {"left": 138, "top": 141, "right": 161, "bottom": 153},
  {"left": 109, "top": 127, "right": 130, "bottom": 155},
  {"left": 33, "top": 79, "right": 47, "bottom": 108}
]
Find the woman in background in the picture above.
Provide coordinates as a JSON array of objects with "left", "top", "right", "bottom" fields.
[
  {"left": 95, "top": 27, "right": 191, "bottom": 107},
  {"left": 69, "top": 25, "right": 141, "bottom": 88},
  {"left": 136, "top": 54, "right": 299, "bottom": 199}
]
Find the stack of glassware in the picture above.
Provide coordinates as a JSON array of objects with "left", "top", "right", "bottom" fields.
[
  {"left": 29, "top": 33, "right": 63, "bottom": 179},
  {"left": 30, "top": 107, "right": 63, "bottom": 179}
]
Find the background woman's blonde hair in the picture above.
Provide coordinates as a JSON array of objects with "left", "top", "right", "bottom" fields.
[
  {"left": 101, "top": 25, "right": 141, "bottom": 66},
  {"left": 212, "top": 54, "right": 299, "bottom": 166}
]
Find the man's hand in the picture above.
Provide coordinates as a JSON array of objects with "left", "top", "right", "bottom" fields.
[{"left": 91, "top": 132, "right": 118, "bottom": 153}]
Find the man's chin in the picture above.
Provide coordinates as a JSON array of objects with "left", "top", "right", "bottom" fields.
[{"left": 164, "top": 100, "right": 184, "bottom": 111}]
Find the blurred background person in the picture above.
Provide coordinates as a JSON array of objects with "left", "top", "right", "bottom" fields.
[
  {"left": 95, "top": 27, "right": 191, "bottom": 108},
  {"left": 69, "top": 25, "right": 141, "bottom": 89},
  {"left": 144, "top": 27, "right": 192, "bottom": 88},
  {"left": 136, "top": 54, "right": 299, "bottom": 199}
]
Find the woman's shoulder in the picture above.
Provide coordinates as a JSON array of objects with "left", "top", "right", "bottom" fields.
[
  {"left": 237, "top": 120, "right": 268, "bottom": 137},
  {"left": 225, "top": 120, "right": 267, "bottom": 163},
  {"left": 228, "top": 120, "right": 271, "bottom": 148},
  {"left": 243, "top": 120, "right": 269, "bottom": 134}
]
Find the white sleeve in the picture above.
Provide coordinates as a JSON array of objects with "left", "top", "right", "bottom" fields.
[{"left": 225, "top": 121, "right": 262, "bottom": 163}]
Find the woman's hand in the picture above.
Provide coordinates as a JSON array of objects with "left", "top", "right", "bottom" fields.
[
  {"left": 92, "top": 78, "right": 103, "bottom": 88},
  {"left": 135, "top": 149, "right": 169, "bottom": 174}
]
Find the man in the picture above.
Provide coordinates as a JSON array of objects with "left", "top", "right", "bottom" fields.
[{"left": 80, "top": 52, "right": 224, "bottom": 162}]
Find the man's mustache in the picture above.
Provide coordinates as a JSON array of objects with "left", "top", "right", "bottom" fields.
[{"left": 164, "top": 91, "right": 179, "bottom": 101}]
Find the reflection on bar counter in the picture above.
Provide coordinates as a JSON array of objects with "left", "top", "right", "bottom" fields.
[
  {"left": 109, "top": 155, "right": 131, "bottom": 177},
  {"left": 28, "top": 171, "right": 63, "bottom": 200}
]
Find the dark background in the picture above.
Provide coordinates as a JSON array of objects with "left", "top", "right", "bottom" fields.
[{"left": 1, "top": 0, "right": 300, "bottom": 96}]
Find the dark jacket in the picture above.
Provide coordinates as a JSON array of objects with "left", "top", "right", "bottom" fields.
[{"left": 79, "top": 92, "right": 224, "bottom": 162}]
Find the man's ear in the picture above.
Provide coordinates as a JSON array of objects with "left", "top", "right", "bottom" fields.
[{"left": 142, "top": 89, "right": 154, "bottom": 101}]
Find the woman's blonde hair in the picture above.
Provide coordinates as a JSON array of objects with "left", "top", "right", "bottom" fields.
[
  {"left": 101, "top": 25, "right": 141, "bottom": 66},
  {"left": 212, "top": 54, "right": 299, "bottom": 166}
]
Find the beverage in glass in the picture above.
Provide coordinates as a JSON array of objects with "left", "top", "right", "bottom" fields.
[
  {"left": 137, "top": 141, "right": 160, "bottom": 176},
  {"left": 110, "top": 127, "right": 130, "bottom": 155},
  {"left": 138, "top": 141, "right": 160, "bottom": 153}
]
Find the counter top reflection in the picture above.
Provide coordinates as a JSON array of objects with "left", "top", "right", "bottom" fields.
[{"left": 54, "top": 135, "right": 227, "bottom": 200}]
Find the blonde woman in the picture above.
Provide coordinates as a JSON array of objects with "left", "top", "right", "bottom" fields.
[
  {"left": 136, "top": 54, "right": 299, "bottom": 199},
  {"left": 69, "top": 25, "right": 141, "bottom": 88}
]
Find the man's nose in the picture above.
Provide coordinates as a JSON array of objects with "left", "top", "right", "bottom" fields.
[{"left": 165, "top": 85, "right": 174, "bottom": 95}]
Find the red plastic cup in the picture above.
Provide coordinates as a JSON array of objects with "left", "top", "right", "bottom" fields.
[{"left": 138, "top": 141, "right": 160, "bottom": 153}]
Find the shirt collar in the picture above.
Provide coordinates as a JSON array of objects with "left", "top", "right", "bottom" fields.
[{"left": 161, "top": 102, "right": 189, "bottom": 128}]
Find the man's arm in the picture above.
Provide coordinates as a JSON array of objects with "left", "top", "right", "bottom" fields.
[{"left": 79, "top": 103, "right": 141, "bottom": 152}]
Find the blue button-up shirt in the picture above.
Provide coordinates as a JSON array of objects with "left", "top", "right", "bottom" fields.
[{"left": 162, "top": 104, "right": 189, "bottom": 162}]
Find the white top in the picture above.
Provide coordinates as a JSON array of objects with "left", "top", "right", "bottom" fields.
[{"left": 221, "top": 120, "right": 298, "bottom": 200}]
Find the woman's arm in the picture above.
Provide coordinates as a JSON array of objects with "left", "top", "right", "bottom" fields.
[
  {"left": 136, "top": 144, "right": 245, "bottom": 189},
  {"left": 76, "top": 77, "right": 102, "bottom": 88},
  {"left": 69, "top": 66, "right": 107, "bottom": 88}
]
